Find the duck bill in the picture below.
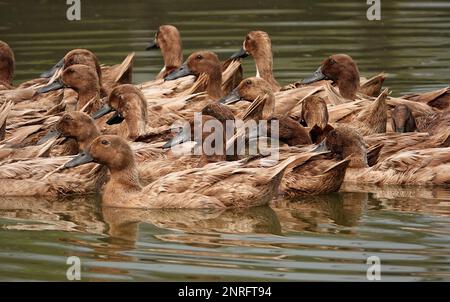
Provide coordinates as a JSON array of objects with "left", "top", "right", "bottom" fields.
[
  {"left": 302, "top": 66, "right": 329, "bottom": 84},
  {"left": 37, "top": 129, "right": 61, "bottom": 145},
  {"left": 40, "top": 58, "right": 64, "bottom": 78},
  {"left": 37, "top": 79, "right": 65, "bottom": 94},
  {"left": 229, "top": 47, "right": 249, "bottom": 60},
  {"left": 162, "top": 130, "right": 190, "bottom": 149},
  {"left": 64, "top": 151, "right": 94, "bottom": 169},
  {"left": 106, "top": 113, "right": 125, "bottom": 125},
  {"left": 395, "top": 127, "right": 406, "bottom": 133},
  {"left": 311, "top": 138, "right": 329, "bottom": 153},
  {"left": 92, "top": 104, "right": 114, "bottom": 119},
  {"left": 164, "top": 63, "right": 192, "bottom": 81},
  {"left": 219, "top": 88, "right": 241, "bottom": 104},
  {"left": 145, "top": 41, "right": 158, "bottom": 50}
]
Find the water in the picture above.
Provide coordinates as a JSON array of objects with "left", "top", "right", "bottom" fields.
[{"left": 1, "top": 0, "right": 450, "bottom": 281}]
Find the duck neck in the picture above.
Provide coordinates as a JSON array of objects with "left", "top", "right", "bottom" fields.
[
  {"left": 124, "top": 114, "right": 146, "bottom": 141},
  {"left": 106, "top": 162, "right": 143, "bottom": 196},
  {"left": 337, "top": 73, "right": 360, "bottom": 100},
  {"left": 161, "top": 44, "right": 183, "bottom": 76},
  {"left": 262, "top": 93, "right": 276, "bottom": 120},
  {"left": 77, "top": 126, "right": 100, "bottom": 153},
  {"left": 75, "top": 84, "right": 101, "bottom": 113},
  {"left": 343, "top": 144, "right": 368, "bottom": 168},
  {"left": 254, "top": 52, "right": 280, "bottom": 92},
  {"left": 206, "top": 67, "right": 224, "bottom": 101}
]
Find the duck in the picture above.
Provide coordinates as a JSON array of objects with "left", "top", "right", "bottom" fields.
[
  {"left": 37, "top": 64, "right": 103, "bottom": 114},
  {"left": 145, "top": 25, "right": 183, "bottom": 80},
  {"left": 364, "top": 129, "right": 450, "bottom": 162},
  {"left": 321, "top": 124, "right": 450, "bottom": 186},
  {"left": 91, "top": 84, "right": 178, "bottom": 141},
  {"left": 0, "top": 40, "right": 14, "bottom": 90},
  {"left": 229, "top": 31, "right": 281, "bottom": 92},
  {"left": 219, "top": 77, "right": 312, "bottom": 146},
  {"left": 219, "top": 77, "right": 351, "bottom": 196},
  {"left": 63, "top": 134, "right": 300, "bottom": 208},
  {"left": 0, "top": 41, "right": 40, "bottom": 102},
  {"left": 39, "top": 48, "right": 134, "bottom": 95},
  {"left": 229, "top": 32, "right": 385, "bottom": 98}
]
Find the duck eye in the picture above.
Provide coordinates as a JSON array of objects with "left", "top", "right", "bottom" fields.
[
  {"left": 329, "top": 59, "right": 337, "bottom": 65},
  {"left": 196, "top": 55, "right": 203, "bottom": 60},
  {"left": 101, "top": 140, "right": 110, "bottom": 146},
  {"left": 245, "top": 80, "right": 252, "bottom": 86},
  {"left": 63, "top": 115, "right": 72, "bottom": 121}
]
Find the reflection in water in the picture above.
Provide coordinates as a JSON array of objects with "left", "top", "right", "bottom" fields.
[{"left": 0, "top": 189, "right": 449, "bottom": 281}]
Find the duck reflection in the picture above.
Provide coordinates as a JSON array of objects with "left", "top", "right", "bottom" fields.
[
  {"left": 271, "top": 192, "right": 368, "bottom": 233},
  {"left": 101, "top": 206, "right": 282, "bottom": 244},
  {"left": 0, "top": 195, "right": 105, "bottom": 234}
]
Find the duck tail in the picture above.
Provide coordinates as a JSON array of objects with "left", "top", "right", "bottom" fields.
[
  {"left": 114, "top": 52, "right": 135, "bottom": 84},
  {"left": 0, "top": 101, "right": 14, "bottom": 141},
  {"left": 367, "top": 143, "right": 384, "bottom": 166}
]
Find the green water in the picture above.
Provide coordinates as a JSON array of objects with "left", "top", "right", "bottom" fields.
[{"left": 0, "top": 0, "right": 450, "bottom": 281}]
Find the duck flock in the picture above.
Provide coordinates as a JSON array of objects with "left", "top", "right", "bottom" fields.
[{"left": 0, "top": 25, "right": 449, "bottom": 209}]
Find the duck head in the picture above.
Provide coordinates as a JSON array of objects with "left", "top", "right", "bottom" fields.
[
  {"left": 94, "top": 84, "right": 147, "bottom": 141},
  {"left": 65, "top": 135, "right": 136, "bottom": 173},
  {"left": 146, "top": 25, "right": 183, "bottom": 79},
  {"left": 318, "top": 125, "right": 368, "bottom": 168},
  {"left": 299, "top": 95, "right": 329, "bottom": 129},
  {"left": 303, "top": 54, "right": 360, "bottom": 100},
  {"left": 165, "top": 51, "right": 223, "bottom": 100},
  {"left": 391, "top": 104, "right": 416, "bottom": 133},
  {"left": 38, "top": 112, "right": 100, "bottom": 152},
  {"left": 219, "top": 77, "right": 275, "bottom": 121},
  {"left": 41, "top": 49, "right": 102, "bottom": 83},
  {"left": 0, "top": 41, "right": 15, "bottom": 87},
  {"left": 219, "top": 77, "right": 273, "bottom": 104},
  {"left": 230, "top": 31, "right": 280, "bottom": 92}
]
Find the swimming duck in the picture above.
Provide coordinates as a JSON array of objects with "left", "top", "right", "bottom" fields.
[
  {"left": 146, "top": 25, "right": 183, "bottom": 80},
  {"left": 64, "top": 134, "right": 299, "bottom": 208},
  {"left": 321, "top": 124, "right": 450, "bottom": 186}
]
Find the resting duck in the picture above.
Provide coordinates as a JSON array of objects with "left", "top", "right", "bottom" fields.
[
  {"left": 321, "top": 125, "right": 450, "bottom": 186},
  {"left": 92, "top": 84, "right": 177, "bottom": 141},
  {"left": 391, "top": 104, "right": 417, "bottom": 133},
  {"left": 145, "top": 25, "right": 183, "bottom": 80},
  {"left": 64, "top": 134, "right": 298, "bottom": 208}
]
